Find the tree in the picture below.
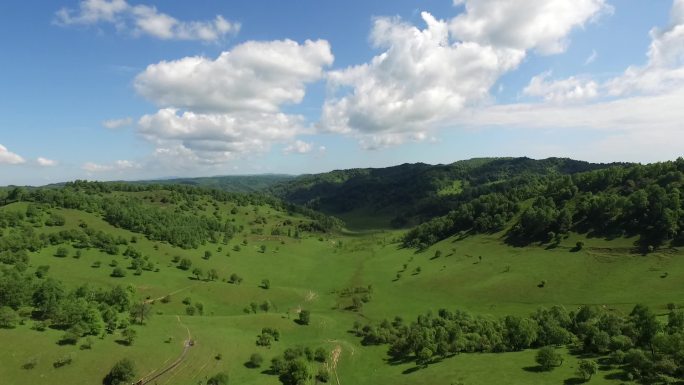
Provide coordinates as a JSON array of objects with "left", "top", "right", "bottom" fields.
[
  {"left": 0, "top": 306, "right": 19, "bottom": 328},
  {"left": 203, "top": 250, "right": 212, "bottom": 260},
  {"left": 207, "top": 372, "right": 229, "bottom": 385},
  {"left": 130, "top": 302, "right": 152, "bottom": 325},
  {"left": 192, "top": 267, "right": 204, "bottom": 281},
  {"left": 260, "top": 245, "right": 267, "bottom": 253},
  {"left": 260, "top": 301, "right": 272, "bottom": 313},
  {"left": 317, "top": 367, "right": 330, "bottom": 383},
  {"left": 504, "top": 315, "right": 538, "bottom": 350},
  {"left": 535, "top": 346, "right": 562, "bottom": 371},
  {"left": 630, "top": 304, "right": 660, "bottom": 357},
  {"left": 121, "top": 327, "right": 136, "bottom": 345},
  {"left": 280, "top": 359, "right": 309, "bottom": 385},
  {"left": 576, "top": 359, "right": 598, "bottom": 381},
  {"left": 261, "top": 279, "right": 271, "bottom": 289},
  {"left": 314, "top": 347, "right": 327, "bottom": 362},
  {"left": 111, "top": 267, "right": 126, "bottom": 278},
  {"left": 55, "top": 247, "right": 69, "bottom": 258},
  {"left": 179, "top": 258, "right": 192, "bottom": 270},
  {"left": 249, "top": 353, "right": 263, "bottom": 368},
  {"left": 298, "top": 310, "right": 310, "bottom": 325},
  {"left": 417, "top": 347, "right": 433, "bottom": 367},
  {"left": 104, "top": 358, "right": 136, "bottom": 385},
  {"left": 207, "top": 268, "right": 219, "bottom": 281}
]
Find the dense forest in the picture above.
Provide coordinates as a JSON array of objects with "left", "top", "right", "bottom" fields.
[
  {"left": 403, "top": 159, "right": 684, "bottom": 251},
  {"left": 269, "top": 157, "right": 621, "bottom": 225}
]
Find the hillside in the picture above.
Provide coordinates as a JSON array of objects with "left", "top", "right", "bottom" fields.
[
  {"left": 269, "top": 157, "right": 624, "bottom": 229},
  {"left": 0, "top": 162, "right": 683, "bottom": 385},
  {"left": 131, "top": 174, "right": 296, "bottom": 193}
]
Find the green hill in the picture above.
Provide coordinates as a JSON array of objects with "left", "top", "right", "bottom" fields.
[
  {"left": 270, "top": 157, "right": 624, "bottom": 229},
  {"left": 0, "top": 160, "right": 683, "bottom": 385}
]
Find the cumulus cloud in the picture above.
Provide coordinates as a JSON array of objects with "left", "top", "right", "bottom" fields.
[
  {"left": 606, "top": 0, "right": 684, "bottom": 95},
  {"left": 102, "top": 117, "right": 133, "bottom": 129},
  {"left": 36, "top": 157, "right": 58, "bottom": 167},
  {"left": 446, "top": 0, "right": 684, "bottom": 163},
  {"left": 283, "top": 140, "right": 314, "bottom": 154},
  {"left": 450, "top": 0, "right": 611, "bottom": 54},
  {"left": 135, "top": 39, "right": 333, "bottom": 113},
  {"left": 82, "top": 159, "right": 140, "bottom": 172},
  {"left": 523, "top": 71, "right": 599, "bottom": 103},
  {"left": 138, "top": 108, "right": 305, "bottom": 163},
  {"left": 320, "top": 2, "right": 608, "bottom": 147},
  {"left": 55, "top": 0, "right": 239, "bottom": 42},
  {"left": 134, "top": 39, "right": 333, "bottom": 164},
  {"left": 0, "top": 144, "right": 25, "bottom": 165}
]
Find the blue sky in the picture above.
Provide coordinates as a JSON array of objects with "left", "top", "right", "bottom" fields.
[{"left": 1, "top": 0, "right": 682, "bottom": 185}]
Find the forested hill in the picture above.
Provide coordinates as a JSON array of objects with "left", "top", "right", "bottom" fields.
[
  {"left": 268, "top": 157, "right": 623, "bottom": 228},
  {"left": 130, "top": 174, "right": 295, "bottom": 193},
  {"left": 403, "top": 158, "right": 684, "bottom": 251}
]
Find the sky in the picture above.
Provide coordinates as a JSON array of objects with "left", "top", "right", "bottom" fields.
[{"left": 1, "top": 0, "right": 683, "bottom": 185}]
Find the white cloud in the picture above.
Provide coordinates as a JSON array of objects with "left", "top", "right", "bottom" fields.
[
  {"left": 102, "top": 117, "right": 133, "bottom": 129},
  {"left": 138, "top": 108, "right": 304, "bottom": 164},
  {"left": 523, "top": 71, "right": 599, "bottom": 103},
  {"left": 134, "top": 39, "right": 333, "bottom": 164},
  {"left": 283, "top": 140, "right": 314, "bottom": 154},
  {"left": 321, "top": 13, "right": 524, "bottom": 140},
  {"left": 82, "top": 159, "right": 140, "bottom": 172},
  {"left": 450, "top": 0, "right": 684, "bottom": 162},
  {"left": 319, "top": 2, "right": 608, "bottom": 148},
  {"left": 450, "top": 0, "right": 612, "bottom": 55},
  {"left": 0, "top": 144, "right": 25, "bottom": 165},
  {"left": 605, "top": 0, "right": 684, "bottom": 96},
  {"left": 584, "top": 49, "right": 598, "bottom": 65},
  {"left": 55, "top": 0, "right": 239, "bottom": 42},
  {"left": 36, "top": 157, "right": 57, "bottom": 167},
  {"left": 135, "top": 39, "right": 333, "bottom": 113}
]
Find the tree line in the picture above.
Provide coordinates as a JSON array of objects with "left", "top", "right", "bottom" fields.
[{"left": 353, "top": 303, "right": 684, "bottom": 382}]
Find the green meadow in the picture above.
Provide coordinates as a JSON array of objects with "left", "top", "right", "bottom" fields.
[{"left": 1, "top": 193, "right": 682, "bottom": 385}]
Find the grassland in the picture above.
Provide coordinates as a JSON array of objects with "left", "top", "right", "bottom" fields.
[{"left": 1, "top": 195, "right": 682, "bottom": 385}]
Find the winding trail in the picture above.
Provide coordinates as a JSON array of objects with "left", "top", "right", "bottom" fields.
[{"left": 134, "top": 315, "right": 193, "bottom": 385}]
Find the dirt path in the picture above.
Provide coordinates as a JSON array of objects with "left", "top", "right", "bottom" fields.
[
  {"left": 144, "top": 284, "right": 196, "bottom": 304},
  {"left": 135, "top": 315, "right": 193, "bottom": 385}
]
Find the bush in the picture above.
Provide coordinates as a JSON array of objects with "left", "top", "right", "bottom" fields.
[
  {"left": 298, "top": 310, "right": 311, "bottom": 325},
  {"left": 111, "top": 267, "right": 126, "bottom": 278},
  {"left": 535, "top": 346, "right": 562, "bottom": 371},
  {"left": 207, "top": 372, "right": 229, "bottom": 385},
  {"left": 249, "top": 353, "right": 263, "bottom": 368},
  {"left": 104, "top": 358, "right": 136, "bottom": 385}
]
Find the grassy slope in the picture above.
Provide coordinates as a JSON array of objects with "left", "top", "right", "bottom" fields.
[{"left": 1, "top": 200, "right": 682, "bottom": 385}]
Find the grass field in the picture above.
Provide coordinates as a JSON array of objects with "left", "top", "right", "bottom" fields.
[{"left": 1, "top": 199, "right": 682, "bottom": 385}]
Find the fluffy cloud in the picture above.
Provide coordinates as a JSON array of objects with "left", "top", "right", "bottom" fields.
[
  {"left": 606, "top": 0, "right": 684, "bottom": 96},
  {"left": 523, "top": 72, "right": 599, "bottom": 103},
  {"left": 450, "top": 0, "right": 611, "bottom": 54},
  {"left": 55, "top": 0, "right": 239, "bottom": 42},
  {"left": 135, "top": 39, "right": 333, "bottom": 113},
  {"left": 138, "top": 108, "right": 304, "bottom": 163},
  {"left": 134, "top": 39, "right": 333, "bottom": 164},
  {"left": 320, "top": 2, "right": 608, "bottom": 147},
  {"left": 451, "top": 0, "right": 684, "bottom": 163},
  {"left": 82, "top": 159, "right": 140, "bottom": 172},
  {"left": 102, "top": 117, "right": 133, "bottom": 129},
  {"left": 36, "top": 157, "right": 58, "bottom": 167},
  {"left": 0, "top": 144, "right": 25, "bottom": 165}
]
